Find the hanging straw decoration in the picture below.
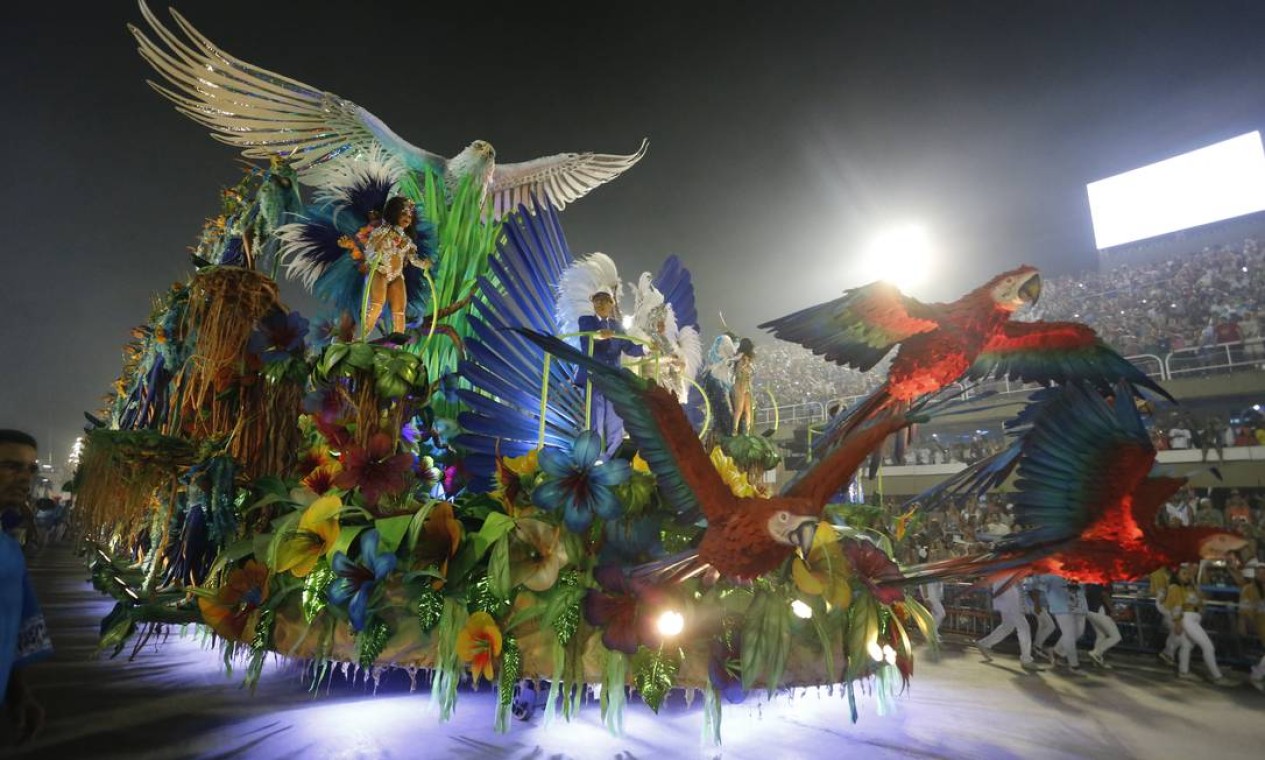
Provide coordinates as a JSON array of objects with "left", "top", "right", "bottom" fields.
[
  {"left": 75, "top": 429, "right": 195, "bottom": 540},
  {"left": 178, "top": 267, "right": 281, "bottom": 439}
]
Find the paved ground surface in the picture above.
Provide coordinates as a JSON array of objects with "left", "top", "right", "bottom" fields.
[{"left": 4, "top": 544, "right": 1263, "bottom": 760}]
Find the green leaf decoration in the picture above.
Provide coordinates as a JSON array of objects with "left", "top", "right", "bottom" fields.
[
  {"left": 416, "top": 588, "right": 444, "bottom": 632},
  {"left": 601, "top": 648, "right": 628, "bottom": 735},
  {"left": 702, "top": 681, "right": 722, "bottom": 747},
  {"left": 472, "top": 575, "right": 511, "bottom": 618},
  {"left": 740, "top": 588, "right": 792, "bottom": 695},
  {"left": 328, "top": 524, "right": 367, "bottom": 559},
  {"left": 301, "top": 563, "right": 334, "bottom": 623},
  {"left": 374, "top": 514, "right": 414, "bottom": 555},
  {"left": 486, "top": 536, "right": 511, "bottom": 602},
  {"left": 632, "top": 647, "right": 680, "bottom": 714},
  {"left": 356, "top": 617, "right": 391, "bottom": 669},
  {"left": 244, "top": 607, "right": 276, "bottom": 692},
  {"left": 430, "top": 597, "right": 467, "bottom": 720},
  {"left": 845, "top": 591, "right": 877, "bottom": 681},
  {"left": 495, "top": 637, "right": 521, "bottom": 734},
  {"left": 543, "top": 571, "right": 583, "bottom": 645}
]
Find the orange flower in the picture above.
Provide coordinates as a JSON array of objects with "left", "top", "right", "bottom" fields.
[
  {"left": 492, "top": 449, "right": 539, "bottom": 517},
  {"left": 197, "top": 560, "right": 270, "bottom": 641},
  {"left": 300, "top": 463, "right": 341, "bottom": 496},
  {"left": 456, "top": 611, "right": 503, "bottom": 685},
  {"left": 414, "top": 501, "right": 463, "bottom": 588}
]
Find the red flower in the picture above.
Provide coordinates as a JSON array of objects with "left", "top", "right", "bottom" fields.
[
  {"left": 333, "top": 433, "right": 413, "bottom": 508},
  {"left": 842, "top": 538, "right": 906, "bottom": 605}
]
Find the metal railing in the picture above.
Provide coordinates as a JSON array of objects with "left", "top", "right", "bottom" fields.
[
  {"left": 1164, "top": 337, "right": 1265, "bottom": 379},
  {"left": 753, "top": 343, "right": 1263, "bottom": 425}
]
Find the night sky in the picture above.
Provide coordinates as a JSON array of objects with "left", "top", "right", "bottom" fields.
[{"left": 5, "top": 0, "right": 1265, "bottom": 463}]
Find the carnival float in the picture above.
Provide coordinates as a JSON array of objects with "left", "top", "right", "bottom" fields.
[{"left": 75, "top": 1, "right": 1243, "bottom": 744}]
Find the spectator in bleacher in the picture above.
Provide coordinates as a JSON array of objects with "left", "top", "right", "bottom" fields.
[
  {"left": 1165, "top": 496, "right": 1193, "bottom": 527},
  {"left": 1168, "top": 421, "right": 1192, "bottom": 450},
  {"left": 1193, "top": 498, "right": 1225, "bottom": 528},
  {"left": 1200, "top": 417, "right": 1226, "bottom": 462}
]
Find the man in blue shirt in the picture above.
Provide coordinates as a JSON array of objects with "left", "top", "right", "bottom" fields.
[
  {"left": 577, "top": 290, "right": 643, "bottom": 458},
  {"left": 0, "top": 430, "right": 53, "bottom": 744}
]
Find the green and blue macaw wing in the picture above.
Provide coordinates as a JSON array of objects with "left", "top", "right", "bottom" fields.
[
  {"left": 515, "top": 330, "right": 733, "bottom": 524},
  {"left": 759, "top": 281, "right": 940, "bottom": 370},
  {"left": 997, "top": 381, "right": 1156, "bottom": 550},
  {"left": 967, "top": 320, "right": 1173, "bottom": 401},
  {"left": 454, "top": 200, "right": 586, "bottom": 491}
]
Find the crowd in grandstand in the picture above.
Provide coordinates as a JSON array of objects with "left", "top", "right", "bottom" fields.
[{"left": 755, "top": 238, "right": 1265, "bottom": 409}]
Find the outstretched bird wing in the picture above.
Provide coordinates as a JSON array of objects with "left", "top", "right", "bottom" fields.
[
  {"left": 515, "top": 330, "right": 733, "bottom": 523},
  {"left": 779, "top": 405, "right": 918, "bottom": 506},
  {"left": 131, "top": 1, "right": 446, "bottom": 178},
  {"left": 489, "top": 140, "right": 650, "bottom": 219},
  {"left": 998, "top": 382, "right": 1156, "bottom": 550},
  {"left": 759, "top": 281, "right": 940, "bottom": 370},
  {"left": 966, "top": 320, "right": 1173, "bottom": 400},
  {"left": 896, "top": 382, "right": 1159, "bottom": 585}
]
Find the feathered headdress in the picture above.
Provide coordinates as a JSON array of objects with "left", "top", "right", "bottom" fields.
[{"left": 556, "top": 252, "right": 622, "bottom": 337}]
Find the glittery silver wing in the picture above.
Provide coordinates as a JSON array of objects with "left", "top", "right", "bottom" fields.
[
  {"left": 130, "top": 1, "right": 447, "bottom": 178},
  {"left": 488, "top": 139, "right": 649, "bottom": 219}
]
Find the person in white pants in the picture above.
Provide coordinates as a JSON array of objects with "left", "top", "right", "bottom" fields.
[
  {"left": 922, "top": 581, "right": 946, "bottom": 630},
  {"left": 1084, "top": 583, "right": 1122, "bottom": 668},
  {"left": 1165, "top": 564, "right": 1233, "bottom": 685},
  {"left": 975, "top": 578, "right": 1038, "bottom": 670},
  {"left": 1029, "top": 574, "right": 1085, "bottom": 671},
  {"left": 1150, "top": 566, "right": 1180, "bottom": 667}
]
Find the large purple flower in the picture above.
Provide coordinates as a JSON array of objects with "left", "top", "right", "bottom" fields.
[
  {"left": 248, "top": 308, "right": 309, "bottom": 363},
  {"left": 532, "top": 431, "right": 630, "bottom": 533},
  {"left": 583, "top": 565, "right": 666, "bottom": 655},
  {"left": 328, "top": 529, "right": 397, "bottom": 632}
]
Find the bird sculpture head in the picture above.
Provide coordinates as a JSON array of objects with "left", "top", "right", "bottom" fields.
[
  {"left": 469, "top": 140, "right": 496, "bottom": 160},
  {"left": 983, "top": 265, "right": 1042, "bottom": 311},
  {"left": 766, "top": 510, "right": 819, "bottom": 558},
  {"left": 1195, "top": 529, "right": 1249, "bottom": 559}
]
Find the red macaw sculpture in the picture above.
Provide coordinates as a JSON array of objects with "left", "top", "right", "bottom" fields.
[
  {"left": 759, "top": 266, "right": 1172, "bottom": 446},
  {"left": 516, "top": 330, "right": 916, "bottom": 582},
  {"left": 899, "top": 382, "right": 1245, "bottom": 586}
]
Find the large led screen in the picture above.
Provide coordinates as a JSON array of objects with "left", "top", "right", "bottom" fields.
[{"left": 1086, "top": 131, "right": 1265, "bottom": 249}]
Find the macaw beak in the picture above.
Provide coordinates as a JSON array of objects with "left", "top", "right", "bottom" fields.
[
  {"left": 790, "top": 518, "right": 817, "bottom": 560},
  {"left": 1018, "top": 273, "right": 1041, "bottom": 305}
]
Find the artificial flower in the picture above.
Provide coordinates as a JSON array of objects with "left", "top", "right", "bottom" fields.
[
  {"left": 456, "top": 611, "right": 503, "bottom": 686},
  {"left": 509, "top": 519, "right": 569, "bottom": 592},
  {"left": 333, "top": 432, "right": 414, "bottom": 509},
  {"left": 532, "top": 431, "right": 630, "bottom": 533},
  {"left": 328, "top": 529, "right": 397, "bottom": 632},
  {"left": 601, "top": 513, "right": 664, "bottom": 564},
  {"left": 275, "top": 494, "right": 343, "bottom": 578},
  {"left": 583, "top": 565, "right": 667, "bottom": 655},
  {"left": 247, "top": 308, "right": 309, "bottom": 364},
  {"left": 842, "top": 537, "right": 906, "bottom": 605},
  {"left": 493, "top": 449, "right": 540, "bottom": 516},
  {"left": 413, "top": 500, "right": 463, "bottom": 588},
  {"left": 709, "top": 446, "right": 758, "bottom": 498},
  {"left": 300, "top": 463, "right": 341, "bottom": 496},
  {"left": 791, "top": 523, "right": 853, "bottom": 610},
  {"left": 295, "top": 442, "right": 332, "bottom": 478},
  {"left": 197, "top": 559, "right": 270, "bottom": 641},
  {"left": 708, "top": 630, "right": 747, "bottom": 704}
]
